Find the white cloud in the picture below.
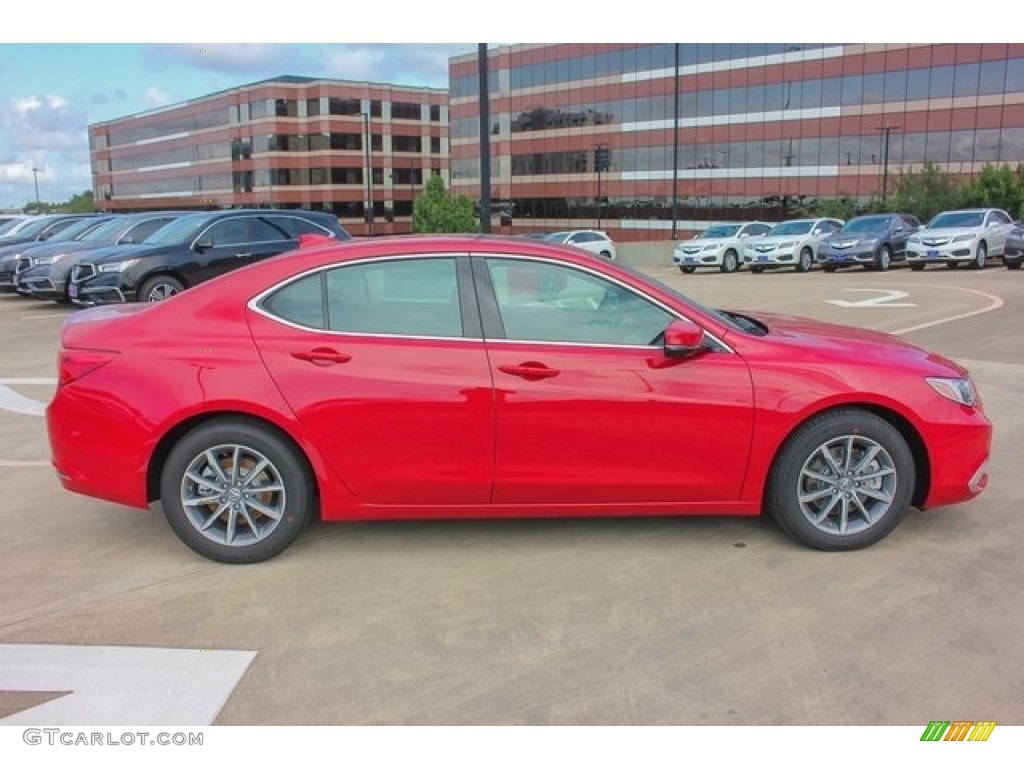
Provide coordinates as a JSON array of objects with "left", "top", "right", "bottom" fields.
[{"left": 144, "top": 86, "right": 170, "bottom": 106}]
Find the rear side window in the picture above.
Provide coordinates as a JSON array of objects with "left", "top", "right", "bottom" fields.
[
  {"left": 265, "top": 215, "right": 333, "bottom": 238},
  {"left": 262, "top": 273, "right": 326, "bottom": 329}
]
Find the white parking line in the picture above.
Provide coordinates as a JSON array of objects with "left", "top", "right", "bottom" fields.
[
  {"left": 890, "top": 285, "right": 1004, "bottom": 335},
  {"left": 0, "top": 377, "right": 56, "bottom": 417},
  {"left": 0, "top": 644, "right": 257, "bottom": 725}
]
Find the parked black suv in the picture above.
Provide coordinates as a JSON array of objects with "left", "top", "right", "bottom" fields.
[
  {"left": 70, "top": 209, "right": 350, "bottom": 305},
  {"left": 816, "top": 213, "right": 922, "bottom": 272},
  {"left": 17, "top": 211, "right": 186, "bottom": 302}
]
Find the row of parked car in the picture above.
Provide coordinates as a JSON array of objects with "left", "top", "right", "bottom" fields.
[
  {"left": 672, "top": 208, "right": 1024, "bottom": 273},
  {"left": 0, "top": 210, "right": 349, "bottom": 306}
]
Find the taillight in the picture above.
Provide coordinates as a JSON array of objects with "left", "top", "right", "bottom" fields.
[{"left": 58, "top": 348, "right": 119, "bottom": 386}]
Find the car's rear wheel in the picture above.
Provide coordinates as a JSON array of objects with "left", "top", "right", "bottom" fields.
[
  {"left": 972, "top": 241, "right": 987, "bottom": 270},
  {"left": 139, "top": 274, "right": 185, "bottom": 302},
  {"left": 1006, "top": 258, "right": 1022, "bottom": 271},
  {"left": 160, "top": 419, "right": 314, "bottom": 563},
  {"left": 720, "top": 249, "right": 739, "bottom": 273},
  {"left": 767, "top": 409, "right": 914, "bottom": 551},
  {"left": 599, "top": 250, "right": 612, "bottom": 259},
  {"left": 679, "top": 265, "right": 696, "bottom": 274},
  {"left": 875, "top": 245, "right": 892, "bottom": 271},
  {"left": 796, "top": 247, "right": 813, "bottom": 273}
]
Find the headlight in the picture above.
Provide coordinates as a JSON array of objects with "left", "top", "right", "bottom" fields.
[
  {"left": 777, "top": 241, "right": 796, "bottom": 248},
  {"left": 926, "top": 376, "right": 978, "bottom": 407},
  {"left": 97, "top": 259, "right": 140, "bottom": 273},
  {"left": 703, "top": 244, "right": 720, "bottom": 251},
  {"left": 952, "top": 233, "right": 976, "bottom": 243},
  {"left": 908, "top": 236, "right": 921, "bottom": 244},
  {"left": 34, "top": 253, "right": 68, "bottom": 266}
]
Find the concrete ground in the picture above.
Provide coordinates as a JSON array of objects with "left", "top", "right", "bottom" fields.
[{"left": 0, "top": 257, "right": 1021, "bottom": 727}]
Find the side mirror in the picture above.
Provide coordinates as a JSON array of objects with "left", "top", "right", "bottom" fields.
[
  {"left": 663, "top": 318, "right": 705, "bottom": 357},
  {"left": 739, "top": 232, "right": 749, "bottom": 239},
  {"left": 194, "top": 237, "right": 214, "bottom": 251}
]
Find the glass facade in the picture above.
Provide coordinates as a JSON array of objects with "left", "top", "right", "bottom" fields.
[
  {"left": 449, "top": 43, "right": 1024, "bottom": 238},
  {"left": 90, "top": 76, "right": 448, "bottom": 235}
]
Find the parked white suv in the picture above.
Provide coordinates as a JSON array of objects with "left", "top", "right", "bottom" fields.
[
  {"left": 906, "top": 208, "right": 1015, "bottom": 270},
  {"left": 540, "top": 230, "right": 617, "bottom": 259},
  {"left": 673, "top": 222, "right": 773, "bottom": 273},
  {"left": 742, "top": 217, "right": 844, "bottom": 273}
]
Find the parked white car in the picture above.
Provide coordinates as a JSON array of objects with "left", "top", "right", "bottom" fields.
[
  {"left": 673, "top": 222, "right": 774, "bottom": 273},
  {"left": 906, "top": 208, "right": 1015, "bottom": 270},
  {"left": 540, "top": 230, "right": 617, "bottom": 259},
  {"left": 742, "top": 217, "right": 844, "bottom": 273}
]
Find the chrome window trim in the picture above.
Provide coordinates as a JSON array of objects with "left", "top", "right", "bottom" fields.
[{"left": 247, "top": 250, "right": 735, "bottom": 354}]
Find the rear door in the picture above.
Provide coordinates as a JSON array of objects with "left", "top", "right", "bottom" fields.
[{"left": 248, "top": 253, "right": 495, "bottom": 505}]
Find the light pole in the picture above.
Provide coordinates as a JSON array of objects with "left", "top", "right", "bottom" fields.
[
  {"left": 594, "top": 143, "right": 608, "bottom": 230},
  {"left": 875, "top": 124, "right": 901, "bottom": 205},
  {"left": 362, "top": 112, "right": 374, "bottom": 236},
  {"left": 32, "top": 167, "right": 40, "bottom": 211}
]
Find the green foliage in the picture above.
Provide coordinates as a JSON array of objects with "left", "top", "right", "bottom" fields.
[
  {"left": 805, "top": 196, "right": 858, "bottom": 221},
  {"left": 412, "top": 175, "right": 479, "bottom": 233},
  {"left": 959, "top": 163, "right": 1024, "bottom": 219},
  {"left": 23, "top": 190, "right": 94, "bottom": 214},
  {"left": 886, "top": 160, "right": 963, "bottom": 222}
]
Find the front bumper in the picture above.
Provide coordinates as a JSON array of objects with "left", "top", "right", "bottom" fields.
[
  {"left": 743, "top": 248, "right": 796, "bottom": 266},
  {"left": 816, "top": 247, "right": 877, "bottom": 265},
  {"left": 673, "top": 249, "right": 724, "bottom": 267},
  {"left": 906, "top": 241, "right": 977, "bottom": 263}
]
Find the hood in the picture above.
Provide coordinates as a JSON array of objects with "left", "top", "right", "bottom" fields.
[
  {"left": 81, "top": 243, "right": 175, "bottom": 264},
  {"left": 916, "top": 227, "right": 980, "bottom": 238},
  {"left": 748, "top": 232, "right": 812, "bottom": 245},
  {"left": 742, "top": 310, "right": 966, "bottom": 376}
]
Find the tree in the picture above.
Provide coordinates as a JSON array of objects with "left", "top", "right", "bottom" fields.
[
  {"left": 959, "top": 163, "right": 1024, "bottom": 218},
  {"left": 886, "top": 160, "right": 962, "bottom": 222},
  {"left": 412, "top": 174, "right": 478, "bottom": 233},
  {"left": 22, "top": 190, "right": 95, "bottom": 214}
]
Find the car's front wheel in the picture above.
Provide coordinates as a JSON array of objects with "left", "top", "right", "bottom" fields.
[
  {"left": 972, "top": 241, "right": 987, "bottom": 270},
  {"left": 160, "top": 419, "right": 315, "bottom": 563},
  {"left": 720, "top": 249, "right": 739, "bottom": 273},
  {"left": 139, "top": 274, "right": 185, "bottom": 302},
  {"left": 767, "top": 409, "right": 915, "bottom": 551},
  {"left": 796, "top": 247, "right": 813, "bottom": 273},
  {"left": 875, "top": 245, "right": 892, "bottom": 271}
]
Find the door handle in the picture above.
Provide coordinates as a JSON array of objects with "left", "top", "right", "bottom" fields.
[
  {"left": 498, "top": 362, "right": 560, "bottom": 380},
  {"left": 290, "top": 347, "right": 352, "bottom": 366},
  {"left": 235, "top": 251, "right": 253, "bottom": 258}
]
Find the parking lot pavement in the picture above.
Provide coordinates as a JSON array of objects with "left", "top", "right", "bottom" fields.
[{"left": 1, "top": 267, "right": 1023, "bottom": 726}]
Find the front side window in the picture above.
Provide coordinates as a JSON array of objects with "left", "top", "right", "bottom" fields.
[{"left": 485, "top": 258, "right": 672, "bottom": 346}]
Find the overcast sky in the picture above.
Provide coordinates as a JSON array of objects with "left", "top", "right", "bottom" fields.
[{"left": 0, "top": 3, "right": 1007, "bottom": 211}]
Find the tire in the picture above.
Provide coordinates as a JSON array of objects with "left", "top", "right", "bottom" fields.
[
  {"left": 599, "top": 250, "right": 612, "bottom": 259},
  {"left": 139, "top": 274, "right": 185, "bottom": 302},
  {"left": 751, "top": 266, "right": 765, "bottom": 274},
  {"left": 946, "top": 262, "right": 960, "bottom": 270},
  {"left": 160, "top": 419, "right": 315, "bottom": 563},
  {"left": 1007, "top": 258, "right": 1022, "bottom": 271},
  {"left": 766, "top": 409, "right": 915, "bottom": 551},
  {"left": 720, "top": 249, "right": 739, "bottom": 273},
  {"left": 823, "top": 264, "right": 837, "bottom": 273},
  {"left": 679, "top": 265, "right": 696, "bottom": 274},
  {"left": 876, "top": 245, "right": 891, "bottom": 272},
  {"left": 971, "top": 241, "right": 987, "bottom": 270},
  {"left": 796, "top": 247, "right": 813, "bottom": 273},
  {"left": 909, "top": 263, "right": 925, "bottom": 271}
]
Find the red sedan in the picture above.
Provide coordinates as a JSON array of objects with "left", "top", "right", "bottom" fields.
[{"left": 47, "top": 235, "right": 992, "bottom": 563}]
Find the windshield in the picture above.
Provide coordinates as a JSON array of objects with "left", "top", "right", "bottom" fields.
[
  {"left": 45, "top": 217, "right": 107, "bottom": 242},
  {"left": 0, "top": 219, "right": 25, "bottom": 236},
  {"left": 696, "top": 224, "right": 741, "bottom": 239},
  {"left": 840, "top": 216, "right": 892, "bottom": 234},
  {"left": 543, "top": 231, "right": 571, "bottom": 241},
  {"left": 3, "top": 216, "right": 61, "bottom": 239},
  {"left": 768, "top": 220, "right": 814, "bottom": 236},
  {"left": 78, "top": 217, "right": 129, "bottom": 242},
  {"left": 142, "top": 214, "right": 213, "bottom": 245},
  {"left": 928, "top": 211, "right": 985, "bottom": 229}
]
